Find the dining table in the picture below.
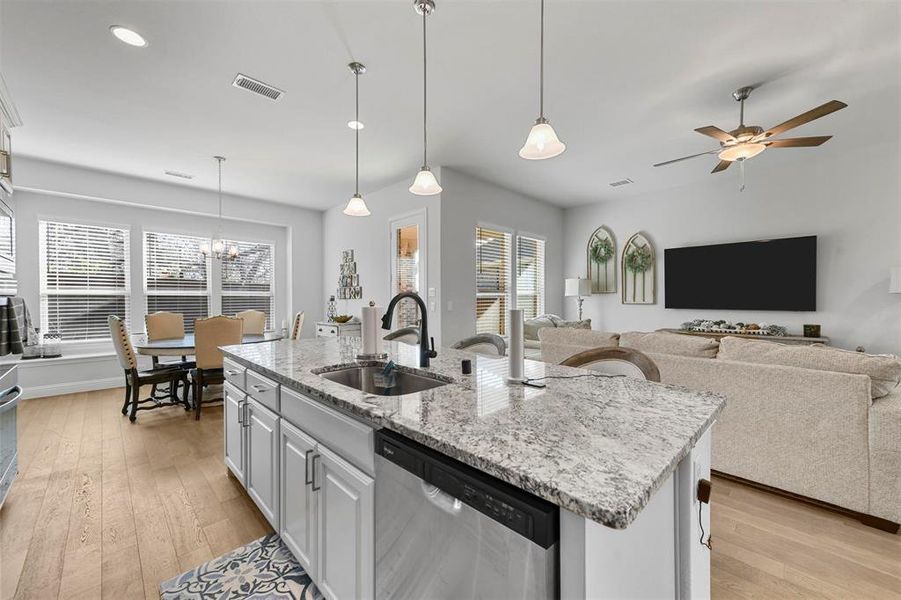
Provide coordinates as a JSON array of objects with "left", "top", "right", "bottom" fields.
[{"left": 132, "top": 331, "right": 283, "bottom": 357}]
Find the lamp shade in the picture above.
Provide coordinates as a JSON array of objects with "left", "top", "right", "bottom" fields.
[
  {"left": 565, "top": 278, "right": 590, "bottom": 297},
  {"left": 343, "top": 193, "right": 371, "bottom": 217},
  {"left": 409, "top": 167, "right": 442, "bottom": 196},
  {"left": 519, "top": 120, "right": 566, "bottom": 160},
  {"left": 890, "top": 267, "right": 901, "bottom": 294},
  {"left": 717, "top": 142, "right": 766, "bottom": 162}
]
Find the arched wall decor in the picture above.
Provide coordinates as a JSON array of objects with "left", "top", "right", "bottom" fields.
[
  {"left": 586, "top": 226, "right": 616, "bottom": 294},
  {"left": 621, "top": 232, "right": 656, "bottom": 305}
]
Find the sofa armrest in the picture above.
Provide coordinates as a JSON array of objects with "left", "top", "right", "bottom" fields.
[
  {"left": 651, "top": 353, "right": 872, "bottom": 513},
  {"left": 868, "top": 387, "right": 901, "bottom": 523}
]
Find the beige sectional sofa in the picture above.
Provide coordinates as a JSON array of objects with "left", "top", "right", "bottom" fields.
[{"left": 538, "top": 328, "right": 901, "bottom": 529}]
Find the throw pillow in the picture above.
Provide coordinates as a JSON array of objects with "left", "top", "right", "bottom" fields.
[
  {"left": 718, "top": 336, "right": 901, "bottom": 399},
  {"left": 523, "top": 315, "right": 557, "bottom": 341},
  {"left": 620, "top": 331, "right": 719, "bottom": 359},
  {"left": 555, "top": 319, "right": 591, "bottom": 330}
]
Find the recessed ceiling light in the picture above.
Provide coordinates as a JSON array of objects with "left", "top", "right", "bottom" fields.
[
  {"left": 347, "top": 120, "right": 365, "bottom": 130},
  {"left": 110, "top": 25, "right": 148, "bottom": 47}
]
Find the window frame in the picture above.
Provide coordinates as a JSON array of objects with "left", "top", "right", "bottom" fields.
[
  {"left": 142, "top": 228, "right": 213, "bottom": 333},
  {"left": 475, "top": 223, "right": 514, "bottom": 337},
  {"left": 220, "top": 238, "right": 276, "bottom": 330},
  {"left": 515, "top": 231, "right": 547, "bottom": 322}
]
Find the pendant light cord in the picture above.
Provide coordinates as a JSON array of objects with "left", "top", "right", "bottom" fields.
[
  {"left": 422, "top": 8, "right": 428, "bottom": 166},
  {"left": 539, "top": 0, "right": 544, "bottom": 119},
  {"left": 355, "top": 70, "right": 360, "bottom": 195}
]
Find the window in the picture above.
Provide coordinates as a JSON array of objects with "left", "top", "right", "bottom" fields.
[
  {"left": 144, "top": 231, "right": 209, "bottom": 333},
  {"left": 40, "top": 220, "right": 130, "bottom": 341},
  {"left": 475, "top": 226, "right": 511, "bottom": 336},
  {"left": 222, "top": 240, "right": 274, "bottom": 329},
  {"left": 516, "top": 235, "right": 545, "bottom": 321}
]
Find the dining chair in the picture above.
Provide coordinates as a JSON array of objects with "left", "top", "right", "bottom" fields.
[
  {"left": 451, "top": 334, "right": 507, "bottom": 356},
  {"left": 559, "top": 346, "right": 661, "bottom": 382},
  {"left": 383, "top": 326, "right": 420, "bottom": 345},
  {"left": 145, "top": 311, "right": 195, "bottom": 396},
  {"left": 192, "top": 315, "right": 243, "bottom": 420},
  {"left": 291, "top": 311, "right": 305, "bottom": 340},
  {"left": 236, "top": 309, "right": 266, "bottom": 335},
  {"left": 109, "top": 315, "right": 190, "bottom": 422}
]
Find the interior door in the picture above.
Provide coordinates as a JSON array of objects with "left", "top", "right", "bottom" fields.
[
  {"left": 246, "top": 398, "right": 280, "bottom": 529},
  {"left": 280, "top": 420, "right": 318, "bottom": 574},
  {"left": 389, "top": 210, "right": 427, "bottom": 328},
  {"left": 223, "top": 383, "right": 245, "bottom": 482},
  {"left": 316, "top": 444, "right": 374, "bottom": 600}
]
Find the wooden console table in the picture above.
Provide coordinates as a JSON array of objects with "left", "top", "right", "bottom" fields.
[{"left": 661, "top": 328, "right": 830, "bottom": 346}]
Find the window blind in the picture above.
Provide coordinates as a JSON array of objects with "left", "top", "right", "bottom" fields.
[
  {"left": 516, "top": 235, "right": 546, "bottom": 321},
  {"left": 475, "top": 226, "right": 511, "bottom": 336},
  {"left": 222, "top": 240, "right": 274, "bottom": 329},
  {"left": 144, "top": 231, "right": 210, "bottom": 333},
  {"left": 40, "top": 220, "right": 130, "bottom": 341}
]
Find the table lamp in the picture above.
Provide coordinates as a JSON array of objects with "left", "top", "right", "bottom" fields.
[{"left": 565, "top": 278, "right": 591, "bottom": 320}]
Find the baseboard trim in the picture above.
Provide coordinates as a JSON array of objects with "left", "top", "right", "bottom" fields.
[
  {"left": 712, "top": 470, "right": 900, "bottom": 535},
  {"left": 23, "top": 377, "right": 122, "bottom": 400}
]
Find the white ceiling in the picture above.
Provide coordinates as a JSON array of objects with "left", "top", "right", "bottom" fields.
[{"left": 2, "top": 1, "right": 898, "bottom": 210}]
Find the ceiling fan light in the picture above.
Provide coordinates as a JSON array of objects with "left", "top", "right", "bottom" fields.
[
  {"left": 409, "top": 167, "right": 442, "bottom": 195},
  {"left": 718, "top": 142, "right": 766, "bottom": 162},
  {"left": 519, "top": 120, "right": 566, "bottom": 160},
  {"left": 343, "top": 193, "right": 371, "bottom": 217}
]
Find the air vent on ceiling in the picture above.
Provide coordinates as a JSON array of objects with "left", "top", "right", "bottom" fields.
[
  {"left": 232, "top": 73, "right": 284, "bottom": 101},
  {"left": 609, "top": 178, "right": 634, "bottom": 188},
  {"left": 164, "top": 170, "right": 193, "bottom": 180}
]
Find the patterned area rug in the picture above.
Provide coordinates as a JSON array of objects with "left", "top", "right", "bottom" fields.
[{"left": 160, "top": 533, "right": 323, "bottom": 599}]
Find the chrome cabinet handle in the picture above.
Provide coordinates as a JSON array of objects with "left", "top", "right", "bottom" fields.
[
  {"left": 237, "top": 401, "right": 244, "bottom": 425},
  {"left": 304, "top": 449, "right": 314, "bottom": 485},
  {"left": 242, "top": 403, "right": 250, "bottom": 427},
  {"left": 0, "top": 385, "right": 22, "bottom": 412},
  {"left": 311, "top": 454, "right": 321, "bottom": 491}
]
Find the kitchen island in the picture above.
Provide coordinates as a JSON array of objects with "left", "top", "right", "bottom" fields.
[{"left": 220, "top": 336, "right": 724, "bottom": 599}]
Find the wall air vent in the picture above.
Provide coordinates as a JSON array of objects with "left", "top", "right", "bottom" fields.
[
  {"left": 232, "top": 73, "right": 284, "bottom": 101},
  {"left": 609, "top": 178, "right": 634, "bottom": 187},
  {"left": 164, "top": 170, "right": 193, "bottom": 180}
]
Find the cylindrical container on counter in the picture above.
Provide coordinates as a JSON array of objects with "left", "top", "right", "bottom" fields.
[
  {"left": 358, "top": 301, "right": 387, "bottom": 360},
  {"left": 508, "top": 309, "right": 525, "bottom": 382}
]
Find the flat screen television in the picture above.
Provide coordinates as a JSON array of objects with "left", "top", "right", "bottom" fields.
[{"left": 664, "top": 236, "right": 816, "bottom": 311}]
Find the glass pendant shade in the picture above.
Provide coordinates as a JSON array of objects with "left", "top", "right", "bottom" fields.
[
  {"left": 519, "top": 119, "right": 566, "bottom": 160},
  {"left": 343, "top": 193, "right": 371, "bottom": 217},
  {"left": 409, "top": 167, "right": 442, "bottom": 196},
  {"left": 718, "top": 142, "right": 766, "bottom": 162}
]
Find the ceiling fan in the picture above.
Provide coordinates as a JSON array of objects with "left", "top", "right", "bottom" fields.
[{"left": 653, "top": 86, "right": 847, "bottom": 178}]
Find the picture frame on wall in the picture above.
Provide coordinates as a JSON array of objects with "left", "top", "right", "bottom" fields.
[
  {"left": 586, "top": 225, "right": 616, "bottom": 294},
  {"left": 621, "top": 232, "right": 656, "bottom": 305}
]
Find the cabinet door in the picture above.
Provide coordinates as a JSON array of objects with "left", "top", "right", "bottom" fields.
[
  {"left": 223, "top": 384, "right": 245, "bottom": 483},
  {"left": 280, "top": 420, "right": 318, "bottom": 574},
  {"left": 315, "top": 444, "right": 374, "bottom": 600},
  {"left": 246, "top": 398, "right": 280, "bottom": 529}
]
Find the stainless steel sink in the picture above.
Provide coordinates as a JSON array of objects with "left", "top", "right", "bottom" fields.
[{"left": 316, "top": 364, "right": 451, "bottom": 396}]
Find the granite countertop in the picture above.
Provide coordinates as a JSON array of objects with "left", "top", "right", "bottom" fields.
[{"left": 221, "top": 337, "right": 724, "bottom": 529}]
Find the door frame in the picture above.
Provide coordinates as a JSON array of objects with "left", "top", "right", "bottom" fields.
[{"left": 388, "top": 208, "right": 428, "bottom": 310}]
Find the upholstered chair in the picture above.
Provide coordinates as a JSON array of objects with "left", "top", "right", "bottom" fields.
[
  {"left": 192, "top": 315, "right": 243, "bottom": 420},
  {"left": 144, "top": 311, "right": 194, "bottom": 394},
  {"left": 291, "top": 311, "right": 305, "bottom": 340},
  {"left": 560, "top": 346, "right": 661, "bottom": 382},
  {"left": 383, "top": 326, "right": 420, "bottom": 346},
  {"left": 451, "top": 334, "right": 507, "bottom": 356},
  {"left": 109, "top": 315, "right": 189, "bottom": 422},
  {"left": 236, "top": 309, "right": 266, "bottom": 335}
]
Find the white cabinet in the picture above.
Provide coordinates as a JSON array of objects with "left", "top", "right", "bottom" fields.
[
  {"left": 316, "top": 445, "right": 374, "bottom": 600},
  {"left": 280, "top": 420, "right": 319, "bottom": 574},
  {"left": 246, "top": 397, "right": 280, "bottom": 529},
  {"left": 223, "top": 383, "right": 246, "bottom": 481}
]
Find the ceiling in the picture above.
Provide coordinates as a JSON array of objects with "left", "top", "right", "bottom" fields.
[{"left": 1, "top": 1, "right": 898, "bottom": 210}]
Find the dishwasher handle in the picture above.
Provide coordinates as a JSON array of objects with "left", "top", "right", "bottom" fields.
[
  {"left": 420, "top": 481, "right": 463, "bottom": 515},
  {"left": 0, "top": 385, "right": 23, "bottom": 413}
]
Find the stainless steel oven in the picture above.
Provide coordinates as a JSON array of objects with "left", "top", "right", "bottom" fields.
[{"left": 0, "top": 365, "right": 21, "bottom": 508}]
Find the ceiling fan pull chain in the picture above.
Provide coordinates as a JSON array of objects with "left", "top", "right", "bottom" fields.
[{"left": 739, "top": 160, "right": 746, "bottom": 192}]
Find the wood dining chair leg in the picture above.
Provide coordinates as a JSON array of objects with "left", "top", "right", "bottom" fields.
[
  {"left": 129, "top": 373, "right": 141, "bottom": 423},
  {"left": 122, "top": 380, "right": 131, "bottom": 415},
  {"left": 181, "top": 373, "right": 190, "bottom": 411},
  {"left": 194, "top": 370, "right": 203, "bottom": 421}
]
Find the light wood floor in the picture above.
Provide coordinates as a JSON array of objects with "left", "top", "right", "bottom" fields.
[{"left": 2, "top": 389, "right": 900, "bottom": 599}]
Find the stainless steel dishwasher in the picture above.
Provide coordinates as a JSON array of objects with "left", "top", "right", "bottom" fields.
[{"left": 375, "top": 429, "right": 559, "bottom": 599}]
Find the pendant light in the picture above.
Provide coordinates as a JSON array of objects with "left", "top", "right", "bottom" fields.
[
  {"left": 343, "top": 62, "right": 371, "bottom": 217},
  {"left": 519, "top": 0, "right": 565, "bottom": 160},
  {"left": 200, "top": 156, "right": 238, "bottom": 260},
  {"left": 409, "top": 0, "right": 442, "bottom": 195}
]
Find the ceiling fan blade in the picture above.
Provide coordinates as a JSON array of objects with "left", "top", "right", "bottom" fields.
[
  {"left": 695, "top": 126, "right": 736, "bottom": 143},
  {"left": 653, "top": 149, "right": 719, "bottom": 167},
  {"left": 711, "top": 160, "right": 732, "bottom": 173},
  {"left": 757, "top": 100, "right": 847, "bottom": 139},
  {"left": 763, "top": 135, "right": 832, "bottom": 148}
]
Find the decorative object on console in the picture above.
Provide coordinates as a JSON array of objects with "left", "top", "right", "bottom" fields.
[
  {"left": 586, "top": 226, "right": 616, "bottom": 293},
  {"left": 803, "top": 324, "right": 822, "bottom": 338},
  {"left": 326, "top": 295, "right": 337, "bottom": 322},
  {"left": 336, "top": 249, "right": 363, "bottom": 300},
  {"left": 680, "top": 318, "right": 787, "bottom": 337},
  {"left": 409, "top": 0, "right": 442, "bottom": 195},
  {"left": 622, "top": 232, "right": 655, "bottom": 304},
  {"left": 565, "top": 277, "right": 591, "bottom": 320}
]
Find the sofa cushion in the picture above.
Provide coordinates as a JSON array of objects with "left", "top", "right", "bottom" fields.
[
  {"left": 538, "top": 328, "right": 619, "bottom": 365},
  {"left": 555, "top": 319, "right": 592, "bottom": 330},
  {"left": 523, "top": 315, "right": 558, "bottom": 341},
  {"left": 718, "top": 336, "right": 901, "bottom": 399},
  {"left": 620, "top": 331, "right": 719, "bottom": 359}
]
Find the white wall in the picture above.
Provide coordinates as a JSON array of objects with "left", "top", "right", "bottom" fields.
[
  {"left": 321, "top": 171, "right": 443, "bottom": 342},
  {"left": 440, "top": 168, "right": 565, "bottom": 344},
  {"left": 563, "top": 142, "right": 901, "bottom": 353},
  {"left": 11, "top": 157, "right": 323, "bottom": 397}
]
